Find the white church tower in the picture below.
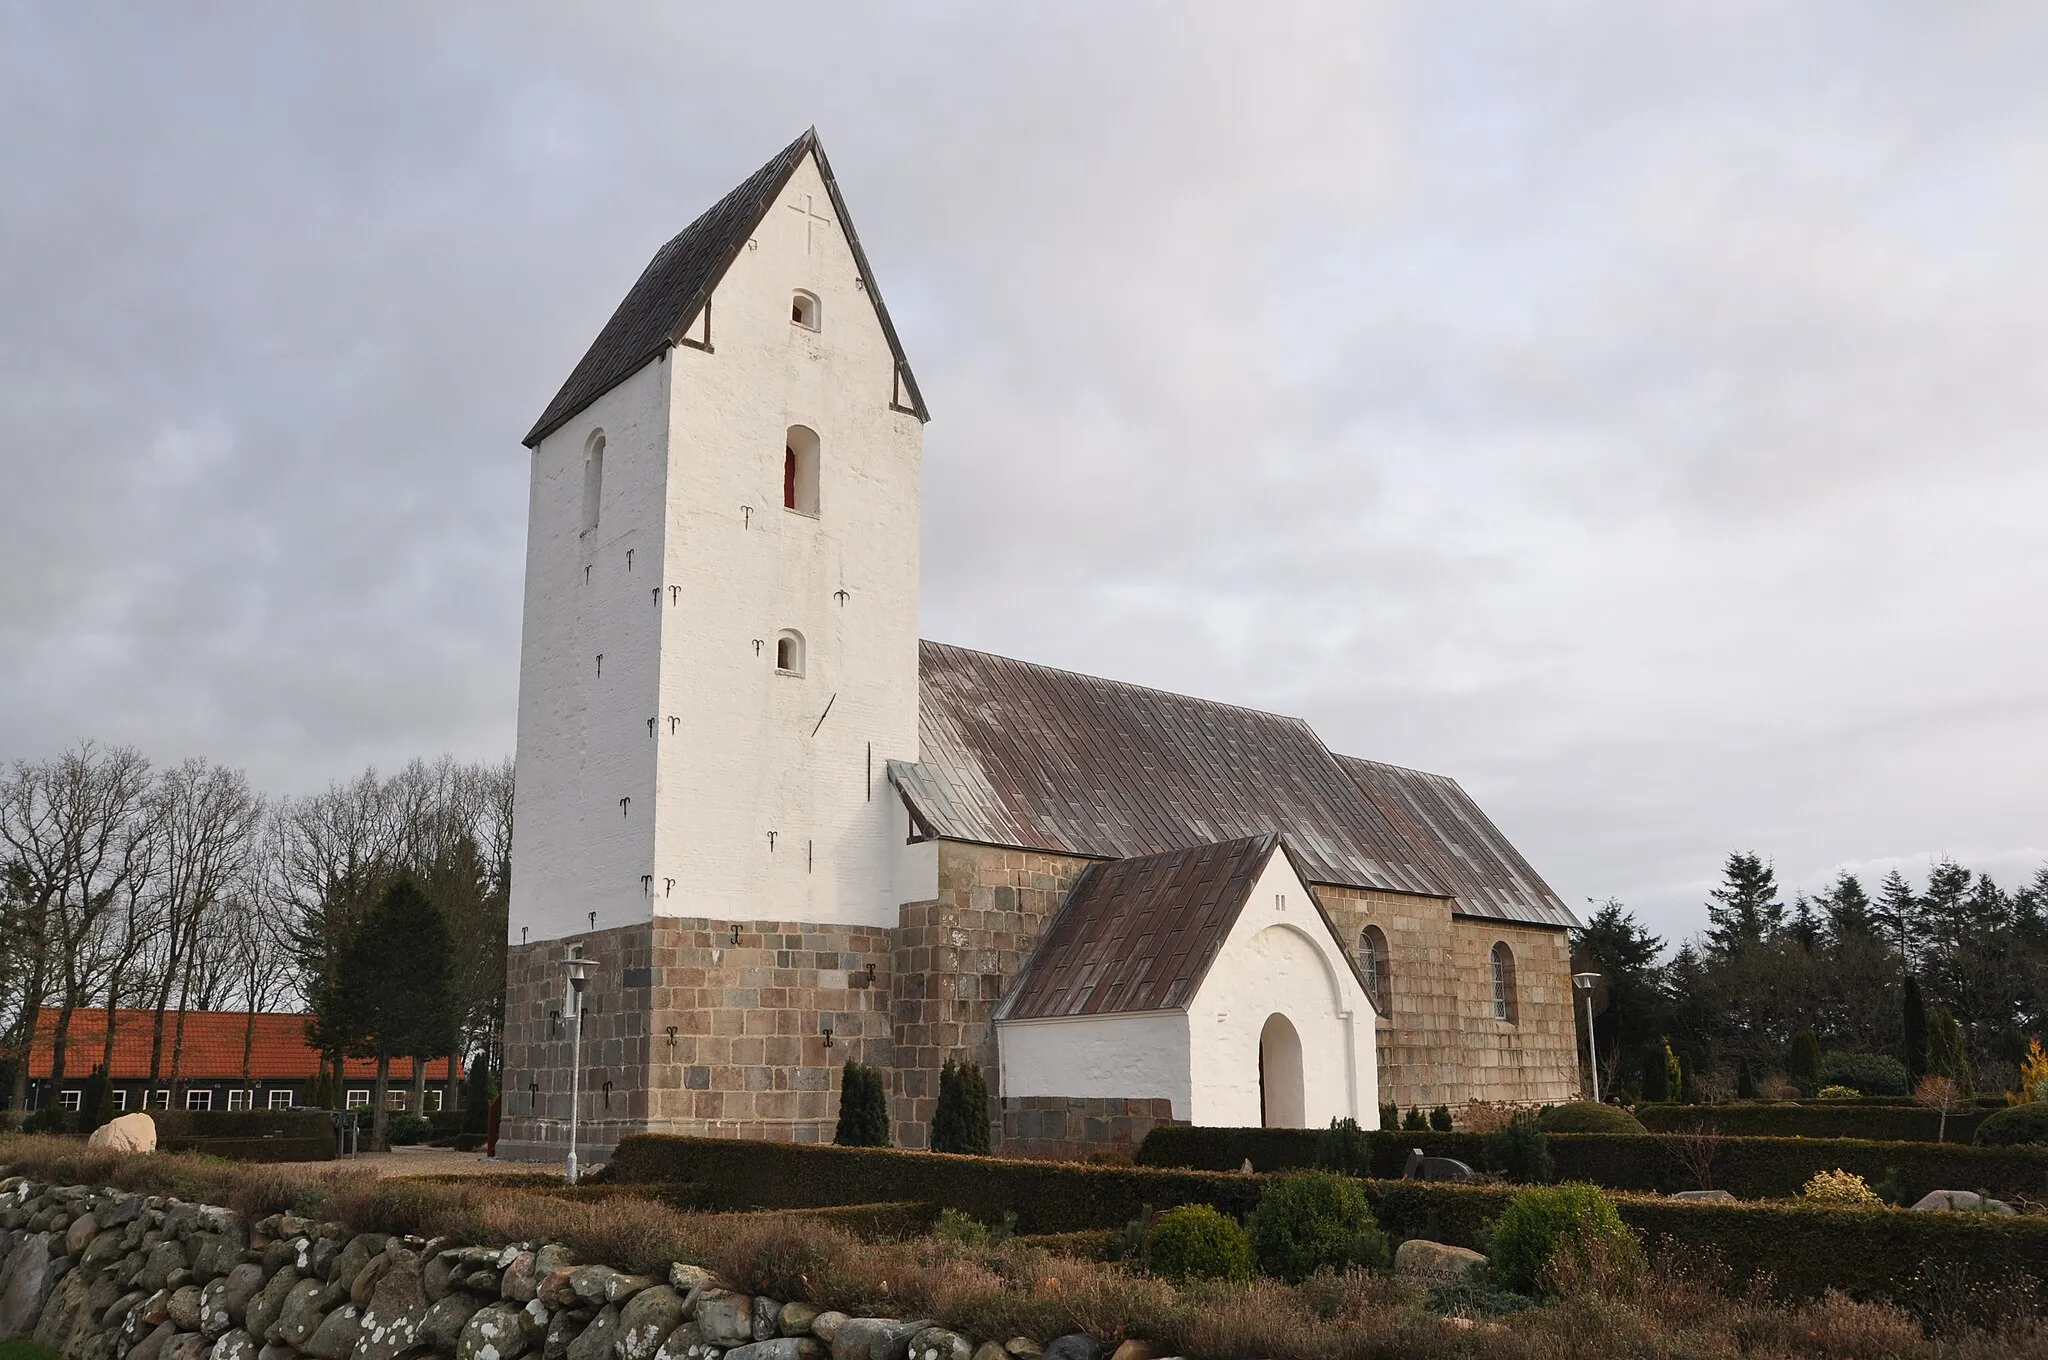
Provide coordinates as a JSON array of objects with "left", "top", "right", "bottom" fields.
[
  {"left": 501, "top": 131, "right": 929, "bottom": 1157},
  {"left": 510, "top": 129, "right": 927, "bottom": 941}
]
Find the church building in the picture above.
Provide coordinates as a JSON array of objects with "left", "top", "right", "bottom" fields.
[{"left": 498, "top": 130, "right": 1581, "bottom": 1162}]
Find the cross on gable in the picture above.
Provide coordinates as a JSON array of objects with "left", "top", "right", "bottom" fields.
[{"left": 787, "top": 192, "right": 832, "bottom": 254}]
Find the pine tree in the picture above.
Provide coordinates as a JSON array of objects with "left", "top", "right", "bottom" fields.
[
  {"left": 1921, "top": 859, "right": 1976, "bottom": 952},
  {"left": 1875, "top": 869, "right": 1922, "bottom": 965},
  {"left": 1928, "top": 1010, "right": 1973, "bottom": 1094},
  {"left": 1787, "top": 1030, "right": 1823, "bottom": 1097},
  {"left": 1705, "top": 852, "right": 1784, "bottom": 955},
  {"left": 833, "top": 1060, "right": 891, "bottom": 1147},
  {"left": 312, "top": 875, "right": 459, "bottom": 1152},
  {"left": 1818, "top": 871, "right": 1876, "bottom": 943},
  {"left": 929, "top": 1058, "right": 991, "bottom": 1154},
  {"left": 1902, "top": 974, "right": 1930, "bottom": 1085},
  {"left": 1736, "top": 1058, "right": 1757, "bottom": 1099},
  {"left": 1569, "top": 899, "right": 1668, "bottom": 1086}
]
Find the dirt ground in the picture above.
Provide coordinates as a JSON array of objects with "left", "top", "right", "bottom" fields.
[{"left": 342, "top": 1145, "right": 561, "bottom": 1177}]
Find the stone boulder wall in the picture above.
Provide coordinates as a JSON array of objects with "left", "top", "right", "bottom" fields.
[{"left": 0, "top": 1177, "right": 1122, "bottom": 1360}]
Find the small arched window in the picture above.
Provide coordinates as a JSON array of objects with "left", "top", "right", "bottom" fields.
[
  {"left": 784, "top": 425, "right": 820, "bottom": 515},
  {"left": 581, "top": 430, "right": 606, "bottom": 533},
  {"left": 1490, "top": 941, "right": 1518, "bottom": 1023},
  {"left": 1360, "top": 925, "right": 1391, "bottom": 1012},
  {"left": 775, "top": 630, "right": 805, "bottom": 675},
  {"left": 791, "top": 290, "right": 820, "bottom": 330}
]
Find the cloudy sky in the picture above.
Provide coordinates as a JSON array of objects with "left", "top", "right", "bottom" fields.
[{"left": 4, "top": 3, "right": 2046, "bottom": 945}]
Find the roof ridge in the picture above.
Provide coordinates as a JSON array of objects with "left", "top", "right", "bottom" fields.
[
  {"left": 918, "top": 638, "right": 1324, "bottom": 732},
  {"left": 1335, "top": 751, "right": 1458, "bottom": 784}
]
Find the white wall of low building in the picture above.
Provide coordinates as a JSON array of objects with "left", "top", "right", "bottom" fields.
[
  {"left": 1184, "top": 852, "right": 1379, "bottom": 1128},
  {"left": 997, "top": 1010, "right": 1192, "bottom": 1116}
]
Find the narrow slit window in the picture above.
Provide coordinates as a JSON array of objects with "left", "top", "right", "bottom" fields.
[
  {"left": 1361, "top": 925, "right": 1391, "bottom": 1012},
  {"left": 775, "top": 630, "right": 805, "bottom": 675},
  {"left": 581, "top": 430, "right": 606, "bottom": 532},
  {"left": 784, "top": 426, "right": 820, "bottom": 514},
  {"left": 791, "top": 290, "right": 820, "bottom": 329}
]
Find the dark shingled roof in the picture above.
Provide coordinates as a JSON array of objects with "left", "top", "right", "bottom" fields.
[
  {"left": 894, "top": 642, "right": 1449, "bottom": 897},
  {"left": 523, "top": 128, "right": 928, "bottom": 448},
  {"left": 891, "top": 642, "right": 1579, "bottom": 930},
  {"left": 999, "top": 834, "right": 1345, "bottom": 1020},
  {"left": 1336, "top": 756, "right": 1579, "bottom": 929}
]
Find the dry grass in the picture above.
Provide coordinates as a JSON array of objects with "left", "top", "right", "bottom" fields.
[{"left": 9, "top": 1135, "right": 2048, "bottom": 1360}]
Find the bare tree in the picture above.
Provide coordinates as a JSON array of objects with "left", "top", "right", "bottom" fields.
[
  {"left": 221, "top": 863, "right": 292, "bottom": 1106},
  {"left": 146, "top": 759, "right": 263, "bottom": 1102},
  {"left": 0, "top": 744, "right": 157, "bottom": 1104}
]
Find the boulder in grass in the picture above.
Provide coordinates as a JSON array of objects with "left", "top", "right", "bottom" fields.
[
  {"left": 88, "top": 1112, "right": 158, "bottom": 1154},
  {"left": 1041, "top": 1337, "right": 1103, "bottom": 1360},
  {"left": 459, "top": 1302, "right": 537, "bottom": 1360},
  {"left": 1911, "top": 1190, "right": 2016, "bottom": 1214},
  {"left": 617, "top": 1285, "right": 688, "bottom": 1360},
  {"left": 1394, "top": 1239, "right": 1487, "bottom": 1288}
]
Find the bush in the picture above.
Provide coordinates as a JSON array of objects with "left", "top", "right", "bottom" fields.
[
  {"left": 833, "top": 1061, "right": 890, "bottom": 1148},
  {"left": 22, "top": 1108, "right": 70, "bottom": 1135},
  {"left": 1144, "top": 1203, "right": 1254, "bottom": 1283},
  {"left": 386, "top": 1112, "right": 433, "bottom": 1146},
  {"left": 1247, "top": 1170, "right": 1389, "bottom": 1282},
  {"left": 1816, "top": 1085, "right": 1860, "bottom": 1100},
  {"left": 1823, "top": 1051, "right": 1910, "bottom": 1096},
  {"left": 1975, "top": 1101, "right": 2048, "bottom": 1146},
  {"left": 929, "top": 1059, "right": 991, "bottom": 1155},
  {"left": 1312, "top": 1116, "right": 1369, "bottom": 1176},
  {"left": 1377, "top": 1102, "right": 1398, "bottom": 1130},
  {"left": 1487, "top": 1183, "right": 1639, "bottom": 1295},
  {"left": 1428, "top": 1104, "right": 1453, "bottom": 1131},
  {"left": 1636, "top": 1100, "right": 1992, "bottom": 1143},
  {"left": 1538, "top": 1101, "right": 1646, "bottom": 1134},
  {"left": 1401, "top": 1107, "right": 1426, "bottom": 1131},
  {"left": 1801, "top": 1168, "right": 1883, "bottom": 1206},
  {"left": 1788, "top": 1030, "right": 1824, "bottom": 1097},
  {"left": 1483, "top": 1110, "right": 1553, "bottom": 1184}
]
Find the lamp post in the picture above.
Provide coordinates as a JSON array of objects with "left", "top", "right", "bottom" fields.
[
  {"left": 1573, "top": 972, "right": 1603, "bottom": 1103},
  {"left": 564, "top": 951, "right": 591, "bottom": 1184}
]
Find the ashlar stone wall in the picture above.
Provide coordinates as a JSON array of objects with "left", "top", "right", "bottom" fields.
[{"left": 1315, "top": 886, "right": 1579, "bottom": 1110}]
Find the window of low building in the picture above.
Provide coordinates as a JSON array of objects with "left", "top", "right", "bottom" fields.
[
  {"left": 346, "top": 1089, "right": 370, "bottom": 1109},
  {"left": 185, "top": 1089, "right": 212, "bottom": 1111},
  {"left": 227, "top": 1089, "right": 251, "bottom": 1111},
  {"left": 59, "top": 1089, "right": 81, "bottom": 1111},
  {"left": 268, "top": 1089, "right": 295, "bottom": 1110}
]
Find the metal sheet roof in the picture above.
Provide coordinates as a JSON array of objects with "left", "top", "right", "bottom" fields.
[
  {"left": 1335, "top": 755, "right": 1580, "bottom": 929},
  {"left": 898, "top": 642, "right": 1449, "bottom": 896},
  {"left": 524, "top": 128, "right": 927, "bottom": 448},
  {"left": 997, "top": 834, "right": 1278, "bottom": 1020}
]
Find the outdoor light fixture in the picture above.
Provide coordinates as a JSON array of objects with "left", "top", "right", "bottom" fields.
[
  {"left": 564, "top": 951, "right": 593, "bottom": 1184},
  {"left": 1573, "top": 972, "right": 1603, "bottom": 1103}
]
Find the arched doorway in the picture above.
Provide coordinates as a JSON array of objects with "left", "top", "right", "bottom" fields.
[{"left": 1259, "top": 1013, "right": 1306, "bottom": 1128}]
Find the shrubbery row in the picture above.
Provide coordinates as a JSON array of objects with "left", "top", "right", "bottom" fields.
[
  {"left": 1135, "top": 1124, "right": 2048, "bottom": 1201},
  {"left": 603, "top": 1132, "right": 2048, "bottom": 1301}
]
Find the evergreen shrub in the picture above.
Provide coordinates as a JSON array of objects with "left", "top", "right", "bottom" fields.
[
  {"left": 929, "top": 1059, "right": 991, "bottom": 1155},
  {"left": 1538, "top": 1101, "right": 1646, "bottom": 1134},
  {"left": 1788, "top": 1031, "right": 1824, "bottom": 1097},
  {"left": 1145, "top": 1203, "right": 1254, "bottom": 1283},
  {"left": 1247, "top": 1170, "right": 1389, "bottom": 1282},
  {"left": 1975, "top": 1101, "right": 2048, "bottom": 1146},
  {"left": 1428, "top": 1104, "right": 1454, "bottom": 1131},
  {"left": 1402, "top": 1107, "right": 1427, "bottom": 1131},
  {"left": 386, "top": 1112, "right": 432, "bottom": 1146},
  {"left": 1487, "top": 1183, "right": 1639, "bottom": 1295},
  {"left": 833, "top": 1061, "right": 891, "bottom": 1148},
  {"left": 1312, "top": 1116, "right": 1369, "bottom": 1175},
  {"left": 1815, "top": 1085, "right": 1859, "bottom": 1100},
  {"left": 1484, "top": 1110, "right": 1554, "bottom": 1184},
  {"left": 1378, "top": 1102, "right": 1399, "bottom": 1130}
]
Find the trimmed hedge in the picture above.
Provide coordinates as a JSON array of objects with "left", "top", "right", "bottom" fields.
[
  {"left": 606, "top": 1133, "right": 1265, "bottom": 1233},
  {"left": 149, "top": 1109, "right": 336, "bottom": 1162},
  {"left": 1975, "top": 1102, "right": 2048, "bottom": 1146},
  {"left": 1135, "top": 1125, "right": 2048, "bottom": 1203},
  {"left": 1538, "top": 1101, "right": 1646, "bottom": 1134},
  {"left": 1635, "top": 1101, "right": 1992, "bottom": 1143},
  {"left": 604, "top": 1133, "right": 2048, "bottom": 1303},
  {"left": 1362, "top": 1180, "right": 2048, "bottom": 1303}
]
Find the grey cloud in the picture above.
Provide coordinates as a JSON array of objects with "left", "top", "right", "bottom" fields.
[{"left": 4, "top": 2, "right": 2046, "bottom": 942}]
